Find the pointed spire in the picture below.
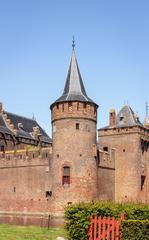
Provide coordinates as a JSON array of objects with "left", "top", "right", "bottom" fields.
[
  {"left": 51, "top": 42, "right": 97, "bottom": 107},
  {"left": 62, "top": 50, "right": 89, "bottom": 100}
]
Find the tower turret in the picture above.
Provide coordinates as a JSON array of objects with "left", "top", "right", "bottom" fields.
[{"left": 50, "top": 46, "right": 98, "bottom": 216}]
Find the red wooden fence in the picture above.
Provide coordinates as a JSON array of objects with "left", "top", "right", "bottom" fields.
[{"left": 89, "top": 214, "right": 124, "bottom": 240}]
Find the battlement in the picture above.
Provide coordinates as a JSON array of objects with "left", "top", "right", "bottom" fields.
[
  {"left": 98, "top": 125, "right": 149, "bottom": 138},
  {"left": 98, "top": 149, "right": 115, "bottom": 169},
  {"left": 0, "top": 147, "right": 52, "bottom": 168},
  {"left": 51, "top": 102, "right": 97, "bottom": 123}
]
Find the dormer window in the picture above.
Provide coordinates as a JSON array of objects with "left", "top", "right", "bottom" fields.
[
  {"left": 120, "top": 116, "right": 124, "bottom": 121},
  {"left": 18, "top": 123, "right": 24, "bottom": 129},
  {"left": 103, "top": 147, "right": 108, "bottom": 152}
]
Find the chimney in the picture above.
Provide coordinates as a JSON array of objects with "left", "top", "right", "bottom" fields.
[
  {"left": 144, "top": 118, "right": 149, "bottom": 129},
  {"left": 109, "top": 109, "right": 116, "bottom": 128},
  {"left": 33, "top": 126, "right": 41, "bottom": 140},
  {"left": 0, "top": 102, "right": 3, "bottom": 113}
]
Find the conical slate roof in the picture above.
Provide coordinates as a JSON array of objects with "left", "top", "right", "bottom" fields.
[
  {"left": 100, "top": 105, "right": 143, "bottom": 130},
  {"left": 115, "top": 105, "right": 142, "bottom": 127},
  {"left": 51, "top": 50, "right": 97, "bottom": 108}
]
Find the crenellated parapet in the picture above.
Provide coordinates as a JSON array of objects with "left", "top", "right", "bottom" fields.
[
  {"left": 0, "top": 147, "right": 52, "bottom": 168},
  {"left": 99, "top": 125, "right": 149, "bottom": 137},
  {"left": 98, "top": 149, "right": 115, "bottom": 169},
  {"left": 51, "top": 101, "right": 97, "bottom": 123}
]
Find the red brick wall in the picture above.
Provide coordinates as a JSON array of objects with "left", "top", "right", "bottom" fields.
[
  {"left": 0, "top": 148, "right": 52, "bottom": 215},
  {"left": 98, "top": 126, "right": 149, "bottom": 203},
  {"left": 50, "top": 102, "right": 98, "bottom": 216}
]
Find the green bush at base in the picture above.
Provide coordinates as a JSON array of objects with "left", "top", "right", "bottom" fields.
[
  {"left": 65, "top": 202, "right": 149, "bottom": 240},
  {"left": 122, "top": 220, "right": 149, "bottom": 240}
]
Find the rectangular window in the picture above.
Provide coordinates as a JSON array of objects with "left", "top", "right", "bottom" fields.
[
  {"left": 76, "top": 123, "right": 80, "bottom": 130},
  {"left": 63, "top": 166, "right": 70, "bottom": 185},
  {"left": 0, "top": 146, "right": 5, "bottom": 152}
]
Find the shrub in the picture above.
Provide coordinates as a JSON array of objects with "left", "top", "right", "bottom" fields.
[
  {"left": 122, "top": 220, "right": 149, "bottom": 240},
  {"left": 65, "top": 202, "right": 149, "bottom": 240}
]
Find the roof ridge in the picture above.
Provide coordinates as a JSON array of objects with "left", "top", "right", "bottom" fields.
[
  {"left": 6, "top": 111, "right": 37, "bottom": 122},
  {"left": 127, "top": 105, "right": 136, "bottom": 123}
]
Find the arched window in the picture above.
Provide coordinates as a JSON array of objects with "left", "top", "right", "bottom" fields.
[{"left": 62, "top": 166, "right": 70, "bottom": 185}]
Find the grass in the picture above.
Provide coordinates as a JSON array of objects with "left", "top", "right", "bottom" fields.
[{"left": 0, "top": 224, "right": 67, "bottom": 240}]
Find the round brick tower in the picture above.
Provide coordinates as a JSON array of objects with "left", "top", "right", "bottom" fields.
[{"left": 50, "top": 47, "right": 98, "bottom": 216}]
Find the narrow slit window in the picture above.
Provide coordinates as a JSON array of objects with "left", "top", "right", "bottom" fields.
[
  {"left": 62, "top": 104, "right": 64, "bottom": 112},
  {"left": 68, "top": 102, "right": 72, "bottom": 112},
  {"left": 62, "top": 166, "right": 70, "bottom": 185},
  {"left": 141, "top": 176, "right": 146, "bottom": 191},
  {"left": 94, "top": 106, "right": 96, "bottom": 115},
  {"left": 76, "top": 123, "right": 80, "bottom": 130},
  {"left": 83, "top": 103, "right": 87, "bottom": 108}
]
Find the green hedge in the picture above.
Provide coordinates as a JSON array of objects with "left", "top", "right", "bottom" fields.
[
  {"left": 122, "top": 220, "right": 149, "bottom": 240},
  {"left": 65, "top": 202, "right": 149, "bottom": 240}
]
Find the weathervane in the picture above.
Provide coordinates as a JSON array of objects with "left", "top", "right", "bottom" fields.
[
  {"left": 72, "top": 36, "right": 75, "bottom": 50},
  {"left": 146, "top": 102, "right": 148, "bottom": 117}
]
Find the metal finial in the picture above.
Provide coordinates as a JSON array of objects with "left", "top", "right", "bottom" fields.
[
  {"left": 145, "top": 102, "right": 148, "bottom": 117},
  {"left": 72, "top": 36, "right": 75, "bottom": 50}
]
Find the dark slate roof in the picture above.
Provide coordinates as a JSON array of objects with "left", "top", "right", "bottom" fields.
[
  {"left": 6, "top": 112, "right": 52, "bottom": 143},
  {"left": 100, "top": 105, "right": 143, "bottom": 130},
  {"left": 116, "top": 105, "right": 142, "bottom": 127},
  {"left": 16, "top": 129, "right": 34, "bottom": 139},
  {"left": 51, "top": 50, "right": 98, "bottom": 108},
  {"left": 0, "top": 114, "right": 14, "bottom": 135}
]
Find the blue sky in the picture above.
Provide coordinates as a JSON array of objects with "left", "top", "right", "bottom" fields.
[{"left": 0, "top": 0, "right": 148, "bottom": 135}]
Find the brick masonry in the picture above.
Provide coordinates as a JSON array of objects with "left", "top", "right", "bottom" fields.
[
  {"left": 50, "top": 101, "right": 98, "bottom": 216},
  {"left": 0, "top": 101, "right": 149, "bottom": 226}
]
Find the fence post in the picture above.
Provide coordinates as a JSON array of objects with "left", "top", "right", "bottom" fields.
[{"left": 89, "top": 216, "right": 93, "bottom": 240}]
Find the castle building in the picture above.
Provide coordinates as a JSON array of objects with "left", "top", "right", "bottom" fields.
[
  {"left": 50, "top": 49, "right": 98, "bottom": 215},
  {"left": 0, "top": 46, "right": 148, "bottom": 226}
]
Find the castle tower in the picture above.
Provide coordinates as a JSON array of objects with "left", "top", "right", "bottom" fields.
[
  {"left": 50, "top": 45, "right": 98, "bottom": 216},
  {"left": 98, "top": 105, "right": 149, "bottom": 203}
]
